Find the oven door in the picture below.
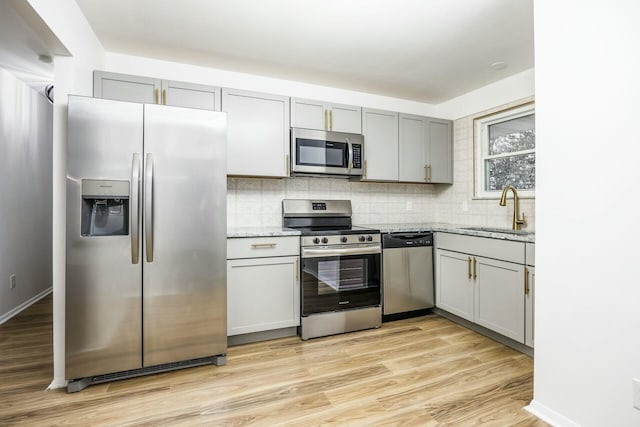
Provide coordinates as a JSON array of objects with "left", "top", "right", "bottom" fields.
[{"left": 301, "top": 245, "right": 381, "bottom": 315}]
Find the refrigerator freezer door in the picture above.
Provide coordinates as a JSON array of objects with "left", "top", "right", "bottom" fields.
[
  {"left": 142, "top": 104, "right": 227, "bottom": 366},
  {"left": 66, "top": 96, "right": 143, "bottom": 379}
]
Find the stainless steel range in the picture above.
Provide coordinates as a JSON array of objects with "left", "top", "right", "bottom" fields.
[{"left": 282, "top": 199, "right": 381, "bottom": 340}]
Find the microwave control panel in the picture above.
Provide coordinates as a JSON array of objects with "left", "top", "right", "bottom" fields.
[{"left": 352, "top": 145, "right": 362, "bottom": 169}]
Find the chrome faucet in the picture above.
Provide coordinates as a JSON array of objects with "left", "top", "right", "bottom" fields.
[{"left": 499, "top": 185, "right": 526, "bottom": 230}]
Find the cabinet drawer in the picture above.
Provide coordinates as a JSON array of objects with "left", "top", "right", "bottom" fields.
[
  {"left": 525, "top": 243, "right": 535, "bottom": 266},
  {"left": 227, "top": 236, "right": 300, "bottom": 259},
  {"left": 435, "top": 232, "right": 524, "bottom": 264}
]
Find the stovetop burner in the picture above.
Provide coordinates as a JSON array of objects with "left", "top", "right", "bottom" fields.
[
  {"left": 282, "top": 199, "right": 380, "bottom": 237},
  {"left": 286, "top": 225, "right": 380, "bottom": 236}
]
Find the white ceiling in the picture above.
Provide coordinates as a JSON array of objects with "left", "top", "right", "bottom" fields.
[{"left": 76, "top": 0, "right": 534, "bottom": 104}]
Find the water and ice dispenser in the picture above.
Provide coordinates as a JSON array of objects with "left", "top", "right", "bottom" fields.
[{"left": 81, "top": 180, "right": 130, "bottom": 236}]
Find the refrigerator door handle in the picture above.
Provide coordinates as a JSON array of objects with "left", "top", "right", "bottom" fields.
[
  {"left": 145, "top": 153, "right": 154, "bottom": 262},
  {"left": 131, "top": 153, "right": 141, "bottom": 264}
]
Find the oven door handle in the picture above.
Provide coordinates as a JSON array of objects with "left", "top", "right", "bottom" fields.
[{"left": 302, "top": 245, "right": 381, "bottom": 258}]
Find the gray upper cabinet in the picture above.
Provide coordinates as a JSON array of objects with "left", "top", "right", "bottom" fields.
[
  {"left": 222, "top": 88, "right": 290, "bottom": 178},
  {"left": 94, "top": 71, "right": 161, "bottom": 104},
  {"left": 399, "top": 113, "right": 453, "bottom": 183},
  {"left": 361, "top": 108, "right": 398, "bottom": 181},
  {"left": 291, "top": 98, "right": 361, "bottom": 133},
  {"left": 94, "top": 71, "right": 221, "bottom": 111},
  {"left": 428, "top": 118, "right": 453, "bottom": 184},
  {"left": 399, "top": 113, "right": 428, "bottom": 182},
  {"left": 160, "top": 80, "right": 221, "bottom": 111}
]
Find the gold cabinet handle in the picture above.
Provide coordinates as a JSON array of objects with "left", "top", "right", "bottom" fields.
[
  {"left": 424, "top": 164, "right": 428, "bottom": 182},
  {"left": 285, "top": 154, "right": 290, "bottom": 176},
  {"left": 154, "top": 88, "right": 159, "bottom": 104},
  {"left": 329, "top": 110, "right": 333, "bottom": 130},
  {"left": 473, "top": 257, "right": 477, "bottom": 280},
  {"left": 324, "top": 110, "right": 328, "bottom": 130},
  {"left": 525, "top": 267, "right": 530, "bottom": 295},
  {"left": 251, "top": 243, "right": 277, "bottom": 249},
  {"left": 162, "top": 89, "right": 167, "bottom": 105},
  {"left": 364, "top": 160, "right": 367, "bottom": 179},
  {"left": 295, "top": 257, "right": 299, "bottom": 281},
  {"left": 427, "top": 165, "right": 432, "bottom": 182},
  {"left": 467, "top": 257, "right": 472, "bottom": 280}
]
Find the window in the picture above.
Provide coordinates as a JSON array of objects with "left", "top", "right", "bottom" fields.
[{"left": 474, "top": 103, "right": 535, "bottom": 198}]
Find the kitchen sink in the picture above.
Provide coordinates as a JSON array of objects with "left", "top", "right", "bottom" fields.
[{"left": 461, "top": 226, "right": 533, "bottom": 235}]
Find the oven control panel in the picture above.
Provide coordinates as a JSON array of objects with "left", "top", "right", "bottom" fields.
[{"left": 302, "top": 234, "right": 381, "bottom": 246}]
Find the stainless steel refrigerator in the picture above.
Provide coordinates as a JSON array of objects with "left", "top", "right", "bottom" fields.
[{"left": 65, "top": 96, "right": 227, "bottom": 392}]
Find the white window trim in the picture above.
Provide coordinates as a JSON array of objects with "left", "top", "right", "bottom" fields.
[{"left": 474, "top": 103, "right": 535, "bottom": 199}]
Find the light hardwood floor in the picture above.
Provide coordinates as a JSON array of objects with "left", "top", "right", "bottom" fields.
[{"left": 0, "top": 295, "right": 547, "bottom": 426}]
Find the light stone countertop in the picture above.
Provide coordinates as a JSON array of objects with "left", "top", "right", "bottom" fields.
[
  {"left": 365, "top": 222, "right": 535, "bottom": 243},
  {"left": 227, "top": 226, "right": 301, "bottom": 238},
  {"left": 227, "top": 223, "right": 534, "bottom": 243}
]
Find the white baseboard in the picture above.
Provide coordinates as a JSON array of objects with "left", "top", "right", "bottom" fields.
[
  {"left": 0, "top": 287, "right": 52, "bottom": 325},
  {"left": 47, "top": 378, "right": 68, "bottom": 390},
  {"left": 526, "top": 400, "right": 582, "bottom": 427}
]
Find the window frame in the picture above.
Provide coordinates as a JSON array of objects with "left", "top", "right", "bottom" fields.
[{"left": 474, "top": 102, "right": 535, "bottom": 199}]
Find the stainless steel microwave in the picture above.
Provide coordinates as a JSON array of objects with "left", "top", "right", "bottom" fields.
[{"left": 291, "top": 128, "right": 364, "bottom": 177}]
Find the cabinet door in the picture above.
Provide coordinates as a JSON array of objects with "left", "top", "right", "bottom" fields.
[
  {"left": 329, "top": 103, "right": 362, "bottom": 133},
  {"left": 435, "top": 249, "right": 474, "bottom": 321},
  {"left": 223, "top": 88, "right": 290, "bottom": 177},
  {"left": 291, "top": 98, "right": 327, "bottom": 130},
  {"left": 525, "top": 266, "right": 535, "bottom": 347},
  {"left": 427, "top": 118, "right": 453, "bottom": 184},
  {"left": 399, "top": 113, "right": 428, "bottom": 182},
  {"left": 362, "top": 108, "right": 398, "bottom": 181},
  {"left": 474, "top": 256, "right": 525, "bottom": 343},
  {"left": 161, "top": 80, "right": 221, "bottom": 111},
  {"left": 227, "top": 256, "right": 300, "bottom": 336},
  {"left": 94, "top": 71, "right": 161, "bottom": 104}
]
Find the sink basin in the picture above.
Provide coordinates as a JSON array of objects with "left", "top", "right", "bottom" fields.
[{"left": 461, "top": 226, "right": 533, "bottom": 235}]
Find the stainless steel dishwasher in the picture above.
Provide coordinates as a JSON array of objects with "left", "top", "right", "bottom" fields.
[{"left": 382, "top": 232, "right": 434, "bottom": 320}]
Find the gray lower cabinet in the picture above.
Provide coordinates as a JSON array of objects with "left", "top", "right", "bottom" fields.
[
  {"left": 291, "top": 97, "right": 362, "bottom": 133},
  {"left": 361, "top": 108, "right": 399, "bottom": 181},
  {"left": 227, "top": 237, "right": 300, "bottom": 336},
  {"left": 435, "top": 233, "right": 528, "bottom": 344},
  {"left": 474, "top": 256, "right": 525, "bottom": 342},
  {"left": 222, "top": 88, "right": 291, "bottom": 177},
  {"left": 399, "top": 113, "right": 453, "bottom": 184},
  {"left": 434, "top": 249, "right": 474, "bottom": 321},
  {"left": 222, "top": 88, "right": 290, "bottom": 177},
  {"left": 94, "top": 71, "right": 221, "bottom": 111},
  {"left": 525, "top": 242, "right": 535, "bottom": 347}
]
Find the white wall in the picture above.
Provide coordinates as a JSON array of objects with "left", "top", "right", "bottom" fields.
[
  {"left": 104, "top": 52, "right": 440, "bottom": 117},
  {"left": 530, "top": 1, "right": 640, "bottom": 426},
  {"left": 25, "top": 0, "right": 105, "bottom": 389},
  {"left": 0, "top": 68, "right": 53, "bottom": 323},
  {"left": 437, "top": 68, "right": 534, "bottom": 120}
]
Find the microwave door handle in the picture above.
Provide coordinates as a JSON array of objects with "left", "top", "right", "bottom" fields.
[{"left": 346, "top": 137, "right": 353, "bottom": 171}]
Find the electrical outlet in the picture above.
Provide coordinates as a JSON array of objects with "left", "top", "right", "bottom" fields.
[
  {"left": 9, "top": 274, "right": 16, "bottom": 290},
  {"left": 633, "top": 378, "right": 640, "bottom": 410},
  {"left": 406, "top": 201, "right": 413, "bottom": 211},
  {"left": 461, "top": 201, "right": 469, "bottom": 212}
]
